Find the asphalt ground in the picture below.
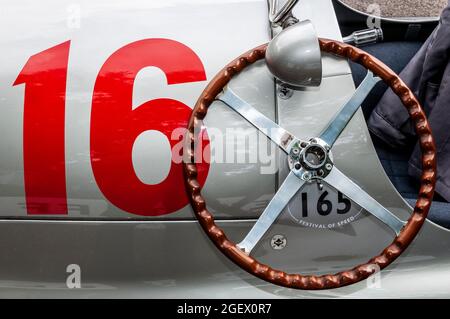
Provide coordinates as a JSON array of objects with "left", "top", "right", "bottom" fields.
[{"left": 341, "top": 0, "right": 447, "bottom": 17}]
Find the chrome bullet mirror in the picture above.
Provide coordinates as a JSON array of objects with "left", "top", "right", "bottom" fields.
[{"left": 265, "top": 20, "right": 322, "bottom": 87}]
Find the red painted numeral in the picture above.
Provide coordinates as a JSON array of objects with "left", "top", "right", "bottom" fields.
[
  {"left": 13, "top": 41, "right": 71, "bottom": 215},
  {"left": 91, "top": 39, "right": 209, "bottom": 216},
  {"left": 14, "top": 39, "right": 208, "bottom": 216}
]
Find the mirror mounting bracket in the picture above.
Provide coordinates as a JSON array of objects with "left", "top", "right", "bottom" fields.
[
  {"left": 268, "top": 0, "right": 300, "bottom": 28},
  {"left": 279, "top": 12, "right": 299, "bottom": 29}
]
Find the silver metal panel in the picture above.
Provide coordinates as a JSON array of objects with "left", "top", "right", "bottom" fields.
[
  {"left": 201, "top": 60, "right": 278, "bottom": 219},
  {"left": 0, "top": 219, "right": 448, "bottom": 298},
  {"left": 0, "top": 0, "right": 276, "bottom": 219},
  {"left": 0, "top": 0, "right": 448, "bottom": 298}
]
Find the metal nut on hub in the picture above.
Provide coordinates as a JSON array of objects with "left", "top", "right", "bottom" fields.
[
  {"left": 325, "top": 163, "right": 333, "bottom": 171},
  {"left": 302, "top": 172, "right": 311, "bottom": 181}
]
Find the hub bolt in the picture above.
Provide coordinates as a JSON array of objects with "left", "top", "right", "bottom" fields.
[
  {"left": 302, "top": 172, "right": 311, "bottom": 181},
  {"left": 325, "top": 163, "right": 333, "bottom": 171}
]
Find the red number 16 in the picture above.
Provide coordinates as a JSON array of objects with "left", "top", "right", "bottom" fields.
[{"left": 13, "top": 39, "right": 209, "bottom": 216}]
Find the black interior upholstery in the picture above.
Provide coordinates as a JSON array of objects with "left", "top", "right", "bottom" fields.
[
  {"left": 350, "top": 42, "right": 422, "bottom": 199},
  {"left": 349, "top": 42, "right": 450, "bottom": 228},
  {"left": 349, "top": 42, "right": 422, "bottom": 119}
]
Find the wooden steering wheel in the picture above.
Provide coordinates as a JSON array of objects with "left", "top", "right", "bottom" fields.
[{"left": 183, "top": 39, "right": 436, "bottom": 290}]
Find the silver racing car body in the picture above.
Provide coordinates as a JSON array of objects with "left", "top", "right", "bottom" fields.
[{"left": 0, "top": 0, "right": 449, "bottom": 297}]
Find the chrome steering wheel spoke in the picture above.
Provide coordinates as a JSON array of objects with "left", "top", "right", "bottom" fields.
[
  {"left": 319, "top": 71, "right": 381, "bottom": 147},
  {"left": 237, "top": 171, "right": 305, "bottom": 254},
  {"left": 217, "top": 87, "right": 303, "bottom": 154},
  {"left": 218, "top": 75, "right": 404, "bottom": 249},
  {"left": 323, "top": 166, "right": 406, "bottom": 235}
]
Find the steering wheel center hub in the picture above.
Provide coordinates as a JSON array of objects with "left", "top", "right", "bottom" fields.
[
  {"left": 288, "top": 138, "right": 332, "bottom": 179},
  {"left": 302, "top": 143, "right": 328, "bottom": 169}
]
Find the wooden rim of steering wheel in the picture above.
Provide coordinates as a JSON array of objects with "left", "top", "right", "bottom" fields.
[{"left": 183, "top": 38, "right": 436, "bottom": 290}]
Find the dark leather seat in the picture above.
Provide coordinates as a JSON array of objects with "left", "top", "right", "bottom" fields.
[{"left": 350, "top": 41, "right": 450, "bottom": 229}]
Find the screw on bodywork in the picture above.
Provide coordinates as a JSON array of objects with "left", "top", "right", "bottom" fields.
[
  {"left": 277, "top": 84, "right": 293, "bottom": 99},
  {"left": 270, "top": 234, "right": 287, "bottom": 250}
]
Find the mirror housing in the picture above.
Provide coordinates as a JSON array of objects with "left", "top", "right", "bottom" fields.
[{"left": 265, "top": 20, "right": 322, "bottom": 87}]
